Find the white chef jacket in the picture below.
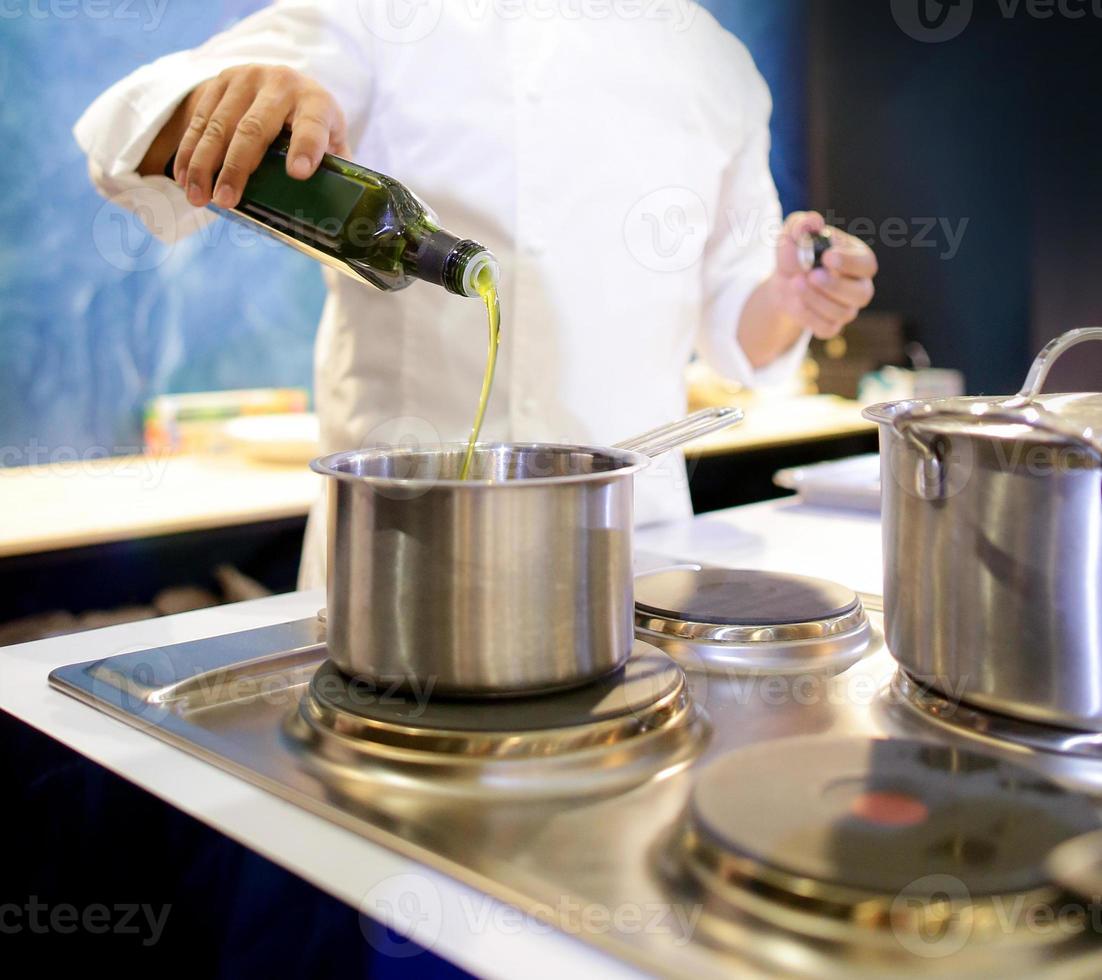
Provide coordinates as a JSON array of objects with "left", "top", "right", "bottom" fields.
[{"left": 74, "top": 0, "right": 808, "bottom": 589}]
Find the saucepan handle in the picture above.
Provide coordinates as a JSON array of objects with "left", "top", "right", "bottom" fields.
[{"left": 613, "top": 407, "right": 743, "bottom": 459}]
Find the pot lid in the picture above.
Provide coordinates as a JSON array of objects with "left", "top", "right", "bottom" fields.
[{"left": 866, "top": 392, "right": 1102, "bottom": 449}]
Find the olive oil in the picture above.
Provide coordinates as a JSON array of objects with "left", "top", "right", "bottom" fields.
[{"left": 460, "top": 269, "right": 501, "bottom": 480}]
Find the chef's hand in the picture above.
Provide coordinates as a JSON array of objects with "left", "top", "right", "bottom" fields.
[
  {"left": 775, "top": 211, "right": 878, "bottom": 339},
  {"left": 138, "top": 64, "right": 349, "bottom": 209}
]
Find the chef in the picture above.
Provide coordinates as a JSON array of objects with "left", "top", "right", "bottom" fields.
[{"left": 75, "top": 0, "right": 878, "bottom": 587}]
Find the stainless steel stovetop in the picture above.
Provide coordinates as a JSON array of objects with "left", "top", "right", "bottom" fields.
[{"left": 48, "top": 565, "right": 1102, "bottom": 979}]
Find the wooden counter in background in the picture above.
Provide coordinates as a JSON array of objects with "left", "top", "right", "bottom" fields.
[
  {"left": 0, "top": 396, "right": 876, "bottom": 629},
  {"left": 685, "top": 394, "right": 873, "bottom": 457},
  {"left": 0, "top": 455, "right": 321, "bottom": 628},
  {"left": 0, "top": 453, "right": 322, "bottom": 560},
  {"left": 1, "top": 395, "right": 872, "bottom": 560}
]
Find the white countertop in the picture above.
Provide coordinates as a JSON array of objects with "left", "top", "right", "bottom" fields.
[{"left": 0, "top": 497, "right": 882, "bottom": 978}]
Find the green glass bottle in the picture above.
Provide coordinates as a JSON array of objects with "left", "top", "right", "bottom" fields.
[{"left": 166, "top": 132, "right": 498, "bottom": 296}]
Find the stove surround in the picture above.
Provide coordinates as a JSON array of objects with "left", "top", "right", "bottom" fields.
[{"left": 47, "top": 577, "right": 1102, "bottom": 978}]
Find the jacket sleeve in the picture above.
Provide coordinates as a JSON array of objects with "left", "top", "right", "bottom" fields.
[
  {"left": 72, "top": 0, "right": 372, "bottom": 243},
  {"left": 697, "top": 47, "right": 810, "bottom": 388}
]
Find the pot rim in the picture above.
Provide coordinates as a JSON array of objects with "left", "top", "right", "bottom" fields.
[
  {"left": 310, "top": 441, "right": 653, "bottom": 489},
  {"left": 863, "top": 395, "right": 1102, "bottom": 453}
]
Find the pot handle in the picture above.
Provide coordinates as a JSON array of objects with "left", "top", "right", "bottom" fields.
[
  {"left": 1012, "top": 327, "right": 1102, "bottom": 405},
  {"left": 891, "top": 328, "right": 1102, "bottom": 495},
  {"left": 613, "top": 407, "right": 743, "bottom": 459}
]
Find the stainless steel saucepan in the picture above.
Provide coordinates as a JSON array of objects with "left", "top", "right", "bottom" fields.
[
  {"left": 864, "top": 328, "right": 1102, "bottom": 731},
  {"left": 311, "top": 407, "right": 741, "bottom": 697}
]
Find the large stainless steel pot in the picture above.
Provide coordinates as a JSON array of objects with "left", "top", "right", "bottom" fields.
[
  {"left": 311, "top": 408, "right": 741, "bottom": 697},
  {"left": 864, "top": 328, "right": 1102, "bottom": 731}
]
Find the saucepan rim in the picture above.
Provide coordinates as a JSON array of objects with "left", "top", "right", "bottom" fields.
[{"left": 310, "top": 441, "right": 653, "bottom": 489}]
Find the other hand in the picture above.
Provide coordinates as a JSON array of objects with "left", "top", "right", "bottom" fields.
[{"left": 774, "top": 211, "right": 878, "bottom": 339}]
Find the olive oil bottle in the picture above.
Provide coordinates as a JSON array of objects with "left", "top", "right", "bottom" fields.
[
  {"left": 165, "top": 132, "right": 498, "bottom": 297},
  {"left": 168, "top": 133, "right": 502, "bottom": 478}
]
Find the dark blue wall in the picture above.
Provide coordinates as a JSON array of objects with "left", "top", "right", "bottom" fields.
[
  {"left": 703, "top": 0, "right": 810, "bottom": 215},
  {"left": 807, "top": 1, "right": 1102, "bottom": 394}
]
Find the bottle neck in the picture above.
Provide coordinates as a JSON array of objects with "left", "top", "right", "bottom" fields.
[{"left": 413, "top": 232, "right": 498, "bottom": 297}]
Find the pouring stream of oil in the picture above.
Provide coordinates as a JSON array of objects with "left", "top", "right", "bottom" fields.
[{"left": 459, "top": 268, "right": 501, "bottom": 480}]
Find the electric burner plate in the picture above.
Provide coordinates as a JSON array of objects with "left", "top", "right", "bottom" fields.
[
  {"left": 288, "top": 640, "right": 708, "bottom": 797},
  {"left": 635, "top": 568, "right": 861, "bottom": 626},
  {"left": 677, "top": 735, "right": 1101, "bottom": 945},
  {"left": 634, "top": 567, "right": 872, "bottom": 674}
]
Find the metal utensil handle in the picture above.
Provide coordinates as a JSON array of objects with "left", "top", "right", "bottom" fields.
[
  {"left": 1012, "top": 327, "right": 1102, "bottom": 404},
  {"left": 613, "top": 407, "right": 743, "bottom": 458}
]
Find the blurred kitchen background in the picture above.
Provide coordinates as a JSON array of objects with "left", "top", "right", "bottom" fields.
[{"left": 2, "top": 0, "right": 1100, "bottom": 637}]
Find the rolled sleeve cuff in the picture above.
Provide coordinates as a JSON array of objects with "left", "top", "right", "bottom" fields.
[
  {"left": 72, "top": 55, "right": 262, "bottom": 244},
  {"left": 83, "top": 163, "right": 216, "bottom": 244},
  {"left": 74, "top": 56, "right": 232, "bottom": 178}
]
